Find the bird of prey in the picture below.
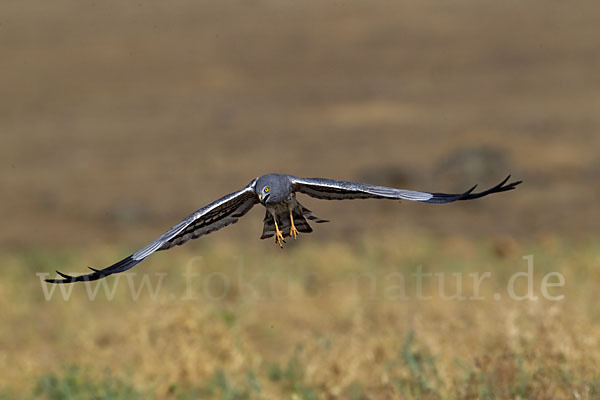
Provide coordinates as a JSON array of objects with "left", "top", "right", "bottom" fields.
[{"left": 46, "top": 174, "right": 521, "bottom": 284}]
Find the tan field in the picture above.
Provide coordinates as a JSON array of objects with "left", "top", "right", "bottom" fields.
[{"left": 1, "top": 1, "right": 599, "bottom": 398}]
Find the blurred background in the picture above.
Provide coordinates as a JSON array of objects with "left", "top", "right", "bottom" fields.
[{"left": 1, "top": 1, "right": 599, "bottom": 399}]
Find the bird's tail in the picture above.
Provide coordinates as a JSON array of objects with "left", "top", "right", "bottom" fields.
[{"left": 260, "top": 203, "right": 328, "bottom": 239}]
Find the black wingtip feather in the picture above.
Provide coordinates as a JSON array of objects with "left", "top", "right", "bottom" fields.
[
  {"left": 56, "top": 271, "right": 73, "bottom": 279},
  {"left": 424, "top": 176, "right": 522, "bottom": 204},
  {"left": 44, "top": 255, "right": 139, "bottom": 284},
  {"left": 465, "top": 184, "right": 477, "bottom": 195}
]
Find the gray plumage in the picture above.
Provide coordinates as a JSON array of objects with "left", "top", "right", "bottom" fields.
[{"left": 47, "top": 173, "right": 521, "bottom": 284}]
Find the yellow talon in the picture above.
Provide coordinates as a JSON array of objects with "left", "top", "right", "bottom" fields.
[
  {"left": 273, "top": 216, "right": 285, "bottom": 248},
  {"left": 289, "top": 210, "right": 299, "bottom": 239}
]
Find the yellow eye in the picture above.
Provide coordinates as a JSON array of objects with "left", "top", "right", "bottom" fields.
[{"left": 264, "top": 187, "right": 270, "bottom": 193}]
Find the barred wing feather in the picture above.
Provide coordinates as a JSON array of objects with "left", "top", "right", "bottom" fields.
[{"left": 45, "top": 179, "right": 258, "bottom": 283}]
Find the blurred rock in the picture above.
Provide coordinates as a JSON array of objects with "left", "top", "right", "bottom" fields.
[
  {"left": 588, "top": 158, "right": 600, "bottom": 180},
  {"left": 489, "top": 235, "right": 521, "bottom": 259},
  {"left": 104, "top": 202, "right": 151, "bottom": 225},
  {"left": 434, "top": 146, "right": 510, "bottom": 189},
  {"left": 38, "top": 191, "right": 60, "bottom": 211},
  {"left": 356, "top": 165, "right": 416, "bottom": 188}
]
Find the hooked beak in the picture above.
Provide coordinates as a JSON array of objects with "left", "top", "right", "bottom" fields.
[{"left": 259, "top": 193, "right": 270, "bottom": 204}]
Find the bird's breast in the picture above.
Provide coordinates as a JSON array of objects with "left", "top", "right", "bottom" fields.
[{"left": 266, "top": 197, "right": 297, "bottom": 214}]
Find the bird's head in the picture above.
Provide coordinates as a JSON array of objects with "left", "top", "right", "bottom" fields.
[
  {"left": 255, "top": 174, "right": 290, "bottom": 204},
  {"left": 257, "top": 185, "right": 272, "bottom": 204}
]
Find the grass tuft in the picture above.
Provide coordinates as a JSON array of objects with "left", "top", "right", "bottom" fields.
[{"left": 34, "top": 366, "right": 144, "bottom": 400}]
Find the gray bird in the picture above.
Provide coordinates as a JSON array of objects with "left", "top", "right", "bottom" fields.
[{"left": 46, "top": 174, "right": 521, "bottom": 283}]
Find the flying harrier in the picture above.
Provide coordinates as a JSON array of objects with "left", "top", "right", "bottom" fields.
[{"left": 46, "top": 174, "right": 521, "bottom": 283}]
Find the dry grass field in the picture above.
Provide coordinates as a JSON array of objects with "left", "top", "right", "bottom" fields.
[
  {"left": 2, "top": 238, "right": 600, "bottom": 399},
  {"left": 1, "top": 0, "right": 599, "bottom": 399}
]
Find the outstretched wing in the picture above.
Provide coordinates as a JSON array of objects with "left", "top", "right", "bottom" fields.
[
  {"left": 290, "top": 175, "right": 521, "bottom": 204},
  {"left": 46, "top": 178, "right": 259, "bottom": 284}
]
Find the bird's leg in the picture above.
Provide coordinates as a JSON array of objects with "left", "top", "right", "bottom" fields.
[
  {"left": 273, "top": 215, "right": 285, "bottom": 248},
  {"left": 289, "top": 210, "right": 299, "bottom": 240}
]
